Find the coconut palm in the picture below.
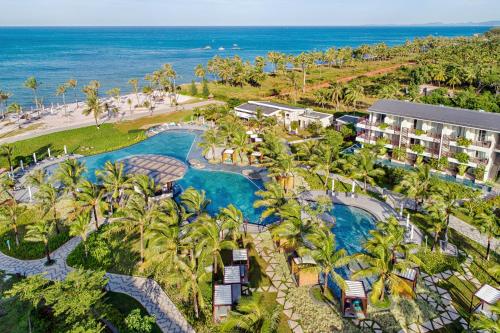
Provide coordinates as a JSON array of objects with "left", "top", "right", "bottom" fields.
[
  {"left": 221, "top": 293, "right": 281, "bottom": 333},
  {"left": 67, "top": 79, "right": 78, "bottom": 104},
  {"left": 130, "top": 174, "right": 159, "bottom": 206},
  {"left": 304, "top": 227, "right": 351, "bottom": 295},
  {"left": 395, "top": 164, "right": 432, "bottom": 209},
  {"left": 54, "top": 158, "right": 86, "bottom": 200},
  {"left": 474, "top": 210, "right": 499, "bottom": 260},
  {"left": 96, "top": 161, "right": 128, "bottom": 211},
  {"left": 0, "top": 199, "right": 27, "bottom": 246},
  {"left": 351, "top": 151, "right": 385, "bottom": 191},
  {"left": 0, "top": 144, "right": 14, "bottom": 173},
  {"left": 0, "top": 90, "right": 12, "bottom": 119},
  {"left": 218, "top": 204, "right": 244, "bottom": 242},
  {"left": 425, "top": 200, "right": 448, "bottom": 251},
  {"left": 77, "top": 180, "right": 104, "bottom": 230},
  {"left": 190, "top": 215, "right": 236, "bottom": 274},
  {"left": 232, "top": 130, "right": 249, "bottom": 164},
  {"left": 308, "top": 142, "right": 338, "bottom": 193},
  {"left": 198, "top": 129, "right": 220, "bottom": 161},
  {"left": 352, "top": 233, "right": 415, "bottom": 302},
  {"left": 179, "top": 187, "right": 210, "bottom": 219},
  {"left": 166, "top": 249, "right": 210, "bottom": 319},
  {"left": 69, "top": 213, "right": 91, "bottom": 257},
  {"left": 271, "top": 200, "right": 312, "bottom": 251},
  {"left": 254, "top": 181, "right": 290, "bottom": 221},
  {"left": 24, "top": 76, "right": 41, "bottom": 112},
  {"left": 26, "top": 169, "right": 47, "bottom": 189},
  {"left": 56, "top": 84, "right": 68, "bottom": 117},
  {"left": 429, "top": 182, "right": 463, "bottom": 245},
  {"left": 82, "top": 85, "right": 104, "bottom": 129},
  {"left": 0, "top": 173, "right": 14, "bottom": 201},
  {"left": 329, "top": 82, "right": 344, "bottom": 110},
  {"left": 7, "top": 103, "right": 22, "bottom": 128},
  {"left": 25, "top": 219, "right": 54, "bottom": 265},
  {"left": 122, "top": 195, "right": 163, "bottom": 264},
  {"left": 35, "top": 183, "right": 61, "bottom": 234},
  {"left": 194, "top": 64, "right": 206, "bottom": 81},
  {"left": 293, "top": 52, "right": 314, "bottom": 93},
  {"left": 267, "top": 152, "right": 298, "bottom": 193}
]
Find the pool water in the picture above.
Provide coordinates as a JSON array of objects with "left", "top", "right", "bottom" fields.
[
  {"left": 331, "top": 204, "right": 376, "bottom": 255},
  {"left": 79, "top": 130, "right": 265, "bottom": 222}
]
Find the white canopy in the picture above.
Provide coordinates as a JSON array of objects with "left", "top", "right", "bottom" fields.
[
  {"left": 344, "top": 280, "right": 366, "bottom": 298},
  {"left": 224, "top": 266, "right": 241, "bottom": 284},
  {"left": 233, "top": 249, "right": 248, "bottom": 262},
  {"left": 475, "top": 284, "right": 500, "bottom": 305},
  {"left": 214, "top": 284, "right": 232, "bottom": 305}
]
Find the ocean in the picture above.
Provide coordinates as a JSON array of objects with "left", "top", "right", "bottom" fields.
[{"left": 0, "top": 26, "right": 491, "bottom": 107}]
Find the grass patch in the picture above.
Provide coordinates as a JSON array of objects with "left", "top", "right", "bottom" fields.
[
  {"left": 0, "top": 123, "right": 44, "bottom": 139},
  {"left": 438, "top": 275, "right": 479, "bottom": 320},
  {"left": 0, "top": 109, "right": 194, "bottom": 169}
]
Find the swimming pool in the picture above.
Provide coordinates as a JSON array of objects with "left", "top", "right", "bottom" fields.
[
  {"left": 331, "top": 204, "right": 376, "bottom": 255},
  {"left": 78, "top": 130, "right": 265, "bottom": 223}
]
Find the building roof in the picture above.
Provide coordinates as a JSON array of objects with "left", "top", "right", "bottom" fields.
[
  {"left": 369, "top": 99, "right": 500, "bottom": 133},
  {"left": 300, "top": 110, "right": 333, "bottom": 120},
  {"left": 344, "top": 280, "right": 367, "bottom": 298},
  {"left": 336, "top": 115, "right": 360, "bottom": 125},
  {"left": 121, "top": 154, "right": 187, "bottom": 185},
  {"left": 235, "top": 103, "right": 281, "bottom": 116},
  {"left": 213, "top": 284, "right": 233, "bottom": 305},
  {"left": 292, "top": 255, "right": 317, "bottom": 266},
  {"left": 249, "top": 101, "right": 305, "bottom": 111},
  {"left": 224, "top": 266, "right": 242, "bottom": 284},
  {"left": 395, "top": 268, "right": 418, "bottom": 281},
  {"left": 233, "top": 249, "right": 248, "bottom": 262},
  {"left": 475, "top": 284, "right": 500, "bottom": 305}
]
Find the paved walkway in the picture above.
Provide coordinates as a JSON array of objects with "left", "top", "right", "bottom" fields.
[
  {"left": 251, "top": 232, "right": 304, "bottom": 333},
  {"left": 0, "top": 234, "right": 194, "bottom": 333}
]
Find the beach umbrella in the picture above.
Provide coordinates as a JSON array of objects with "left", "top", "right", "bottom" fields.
[
  {"left": 28, "top": 186, "right": 32, "bottom": 202},
  {"left": 351, "top": 180, "right": 356, "bottom": 193},
  {"left": 33, "top": 152, "right": 37, "bottom": 164}
]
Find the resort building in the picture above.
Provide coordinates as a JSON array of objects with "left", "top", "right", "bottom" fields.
[
  {"left": 356, "top": 99, "right": 500, "bottom": 182},
  {"left": 234, "top": 101, "right": 333, "bottom": 129}
]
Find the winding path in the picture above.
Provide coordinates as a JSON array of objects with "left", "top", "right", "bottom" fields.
[{"left": 0, "top": 235, "right": 194, "bottom": 333}]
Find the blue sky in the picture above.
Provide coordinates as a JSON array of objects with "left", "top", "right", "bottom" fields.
[{"left": 2, "top": 0, "right": 498, "bottom": 26}]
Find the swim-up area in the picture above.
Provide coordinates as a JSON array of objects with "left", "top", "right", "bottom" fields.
[{"left": 76, "top": 130, "right": 377, "bottom": 247}]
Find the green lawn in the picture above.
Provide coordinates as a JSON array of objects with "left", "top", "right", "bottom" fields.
[
  {"left": 438, "top": 275, "right": 480, "bottom": 320},
  {"left": 0, "top": 109, "right": 194, "bottom": 169}
]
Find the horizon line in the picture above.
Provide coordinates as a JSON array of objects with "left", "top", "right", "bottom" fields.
[{"left": 0, "top": 24, "right": 496, "bottom": 28}]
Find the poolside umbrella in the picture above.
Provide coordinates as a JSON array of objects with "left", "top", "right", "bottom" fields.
[
  {"left": 47, "top": 148, "right": 51, "bottom": 158},
  {"left": 33, "top": 152, "right": 37, "bottom": 164},
  {"left": 400, "top": 202, "right": 404, "bottom": 217},
  {"left": 64, "top": 145, "right": 68, "bottom": 155},
  {"left": 410, "top": 224, "right": 414, "bottom": 240},
  {"left": 28, "top": 186, "right": 32, "bottom": 202},
  {"left": 20, "top": 160, "right": 24, "bottom": 171},
  {"left": 331, "top": 178, "right": 335, "bottom": 192},
  {"left": 351, "top": 180, "right": 356, "bottom": 193},
  {"left": 406, "top": 214, "right": 410, "bottom": 229}
]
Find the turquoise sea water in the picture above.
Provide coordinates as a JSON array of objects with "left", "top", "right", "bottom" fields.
[{"left": 0, "top": 26, "right": 490, "bottom": 107}]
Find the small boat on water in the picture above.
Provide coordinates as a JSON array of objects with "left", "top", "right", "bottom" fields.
[
  {"left": 218, "top": 47, "right": 225, "bottom": 51},
  {"left": 231, "top": 44, "right": 241, "bottom": 50},
  {"left": 203, "top": 45, "right": 212, "bottom": 50}
]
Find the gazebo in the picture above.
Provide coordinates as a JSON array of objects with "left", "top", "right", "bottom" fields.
[
  {"left": 213, "top": 284, "right": 233, "bottom": 322},
  {"left": 248, "top": 151, "right": 263, "bottom": 165},
  {"left": 291, "top": 255, "right": 318, "bottom": 287},
  {"left": 341, "top": 280, "right": 367, "bottom": 318},
  {"left": 224, "top": 265, "right": 248, "bottom": 285},
  {"left": 222, "top": 149, "right": 236, "bottom": 164},
  {"left": 472, "top": 284, "right": 500, "bottom": 317},
  {"left": 121, "top": 154, "right": 187, "bottom": 195},
  {"left": 395, "top": 267, "right": 419, "bottom": 297}
]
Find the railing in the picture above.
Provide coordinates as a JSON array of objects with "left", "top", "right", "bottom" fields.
[
  {"left": 470, "top": 157, "right": 489, "bottom": 165},
  {"left": 448, "top": 135, "right": 492, "bottom": 148},
  {"left": 408, "top": 128, "right": 441, "bottom": 140}
]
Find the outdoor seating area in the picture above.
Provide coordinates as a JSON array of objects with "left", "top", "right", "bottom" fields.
[
  {"left": 290, "top": 254, "right": 318, "bottom": 287},
  {"left": 395, "top": 267, "right": 419, "bottom": 298},
  {"left": 341, "top": 280, "right": 368, "bottom": 319}
]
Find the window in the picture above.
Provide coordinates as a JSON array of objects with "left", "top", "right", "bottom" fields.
[
  {"left": 478, "top": 130, "right": 486, "bottom": 142},
  {"left": 457, "top": 126, "right": 466, "bottom": 137}
]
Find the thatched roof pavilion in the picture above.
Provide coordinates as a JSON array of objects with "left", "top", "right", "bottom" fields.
[{"left": 121, "top": 154, "right": 187, "bottom": 186}]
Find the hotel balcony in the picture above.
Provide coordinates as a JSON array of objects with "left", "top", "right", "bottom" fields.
[
  {"left": 356, "top": 118, "right": 399, "bottom": 134},
  {"left": 407, "top": 128, "right": 441, "bottom": 143},
  {"left": 448, "top": 135, "right": 492, "bottom": 152}
]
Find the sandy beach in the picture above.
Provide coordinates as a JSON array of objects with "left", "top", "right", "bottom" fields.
[{"left": 0, "top": 92, "right": 215, "bottom": 144}]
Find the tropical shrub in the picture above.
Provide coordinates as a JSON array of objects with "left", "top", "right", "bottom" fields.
[
  {"left": 457, "top": 164, "right": 468, "bottom": 176},
  {"left": 392, "top": 147, "right": 406, "bottom": 161},
  {"left": 379, "top": 123, "right": 389, "bottom": 130},
  {"left": 474, "top": 166, "right": 485, "bottom": 180},
  {"left": 415, "top": 249, "right": 461, "bottom": 275},
  {"left": 410, "top": 144, "right": 425, "bottom": 155},
  {"left": 414, "top": 129, "right": 425, "bottom": 136},
  {"left": 456, "top": 137, "right": 472, "bottom": 147},
  {"left": 454, "top": 152, "right": 469, "bottom": 164}
]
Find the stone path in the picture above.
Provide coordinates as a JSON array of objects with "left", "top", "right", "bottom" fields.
[
  {"left": 0, "top": 234, "right": 194, "bottom": 333},
  {"left": 251, "top": 232, "right": 304, "bottom": 333}
]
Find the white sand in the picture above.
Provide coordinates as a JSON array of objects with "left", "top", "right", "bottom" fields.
[{"left": 0, "top": 91, "right": 202, "bottom": 143}]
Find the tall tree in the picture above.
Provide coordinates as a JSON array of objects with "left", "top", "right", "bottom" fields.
[
  {"left": 128, "top": 78, "right": 140, "bottom": 106},
  {"left": 69, "top": 213, "right": 92, "bottom": 257},
  {"left": 0, "top": 144, "right": 15, "bottom": 173},
  {"left": 351, "top": 151, "right": 385, "bottom": 191},
  {"left": 54, "top": 158, "right": 86, "bottom": 200},
  {"left": 474, "top": 210, "right": 499, "bottom": 260},
  {"left": 7, "top": 103, "right": 22, "bottom": 128},
  {"left": 25, "top": 219, "right": 54, "bottom": 265},
  {"left": 82, "top": 81, "right": 104, "bottom": 129},
  {"left": 24, "top": 76, "right": 42, "bottom": 113},
  {"left": 36, "top": 183, "right": 62, "bottom": 234},
  {"left": 0, "top": 199, "right": 27, "bottom": 246},
  {"left": 77, "top": 180, "right": 104, "bottom": 230}
]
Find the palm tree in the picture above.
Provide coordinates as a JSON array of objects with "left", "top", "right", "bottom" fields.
[
  {"left": 474, "top": 210, "right": 499, "bottom": 260},
  {"left": 24, "top": 76, "right": 41, "bottom": 112},
  {"left": 194, "top": 64, "right": 206, "bottom": 81},
  {"left": 351, "top": 151, "right": 385, "bottom": 191},
  {"left": 0, "top": 199, "right": 27, "bottom": 246},
  {"left": 69, "top": 213, "right": 91, "bottom": 257},
  {"left": 395, "top": 164, "right": 432, "bottom": 209},
  {"left": 221, "top": 293, "right": 281, "bottom": 333},
  {"left": 122, "top": 196, "right": 162, "bottom": 264},
  {"left": 0, "top": 173, "right": 14, "bottom": 201},
  {"left": 35, "top": 183, "right": 61, "bottom": 234},
  {"left": 232, "top": 130, "right": 249, "bottom": 164},
  {"left": 7, "top": 103, "right": 22, "bottom": 128},
  {"left": 424, "top": 200, "right": 448, "bottom": 251},
  {"left": 293, "top": 52, "right": 314, "bottom": 93},
  {"left": 198, "top": 129, "right": 220, "bottom": 161},
  {"left": 429, "top": 182, "right": 462, "bottom": 245},
  {"left": 309, "top": 142, "right": 338, "bottom": 193},
  {"left": 96, "top": 161, "right": 128, "bottom": 211},
  {"left": 305, "top": 227, "right": 351, "bottom": 295},
  {"left": 344, "top": 83, "right": 364, "bottom": 109},
  {"left": 77, "top": 180, "right": 103, "bottom": 230},
  {"left": 56, "top": 84, "right": 68, "bottom": 117},
  {"left": 329, "top": 82, "right": 344, "bottom": 111},
  {"left": 267, "top": 153, "right": 298, "bottom": 193},
  {"left": 130, "top": 174, "right": 159, "bottom": 206},
  {"left": 25, "top": 219, "right": 54, "bottom": 265},
  {"left": 218, "top": 204, "right": 244, "bottom": 242},
  {"left": 166, "top": 249, "right": 210, "bottom": 319},
  {"left": 179, "top": 187, "right": 210, "bottom": 219},
  {"left": 128, "top": 78, "right": 140, "bottom": 106},
  {"left": 82, "top": 84, "right": 104, "bottom": 129},
  {"left": 54, "top": 158, "right": 86, "bottom": 200},
  {"left": 254, "top": 181, "right": 290, "bottom": 221},
  {"left": 471, "top": 303, "right": 500, "bottom": 332},
  {"left": 352, "top": 234, "right": 414, "bottom": 302},
  {"left": 190, "top": 215, "right": 236, "bottom": 274},
  {"left": 0, "top": 144, "right": 15, "bottom": 173},
  {"left": 271, "top": 200, "right": 312, "bottom": 251},
  {"left": 0, "top": 90, "right": 12, "bottom": 119},
  {"left": 67, "top": 79, "right": 78, "bottom": 104}
]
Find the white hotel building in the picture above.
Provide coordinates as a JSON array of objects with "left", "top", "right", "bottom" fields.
[
  {"left": 234, "top": 101, "right": 333, "bottom": 129},
  {"left": 356, "top": 100, "right": 500, "bottom": 182}
]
